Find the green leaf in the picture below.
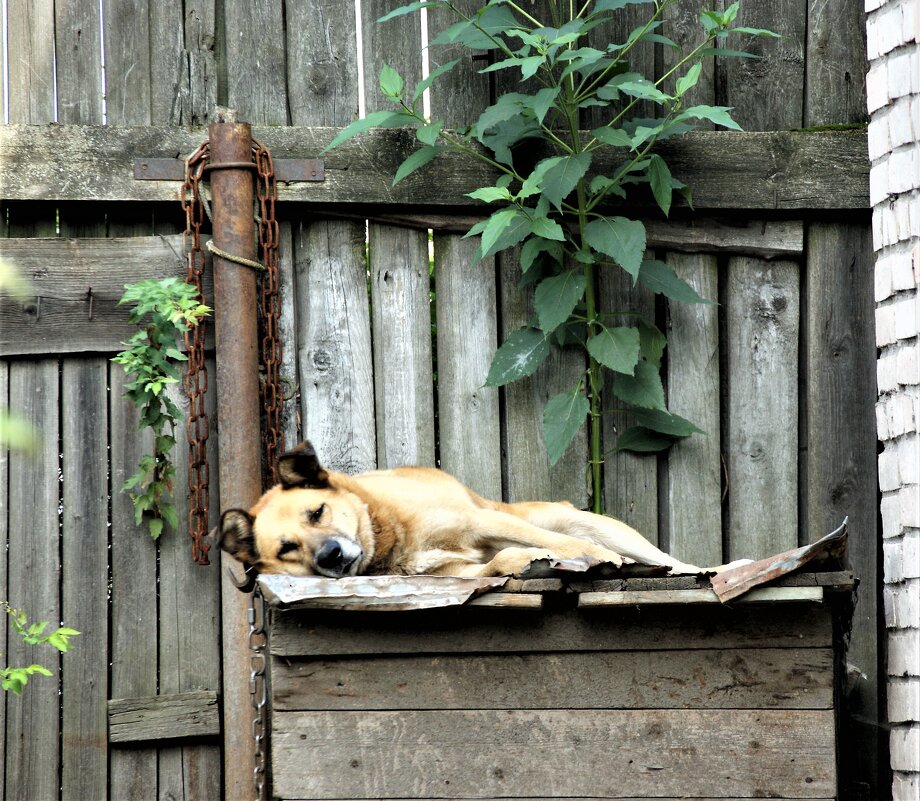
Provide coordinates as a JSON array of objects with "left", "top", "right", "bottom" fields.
[
  {"left": 472, "top": 93, "right": 528, "bottom": 139},
  {"left": 590, "top": 127, "right": 632, "bottom": 148},
  {"left": 638, "top": 319, "right": 666, "bottom": 367},
  {"left": 517, "top": 156, "right": 564, "bottom": 199},
  {"left": 529, "top": 216, "right": 565, "bottom": 242},
  {"left": 148, "top": 517, "right": 164, "bottom": 540},
  {"left": 479, "top": 207, "right": 521, "bottom": 258},
  {"left": 542, "top": 152, "right": 591, "bottom": 210},
  {"left": 676, "top": 105, "right": 742, "bottom": 131},
  {"left": 534, "top": 271, "right": 586, "bottom": 333},
  {"left": 485, "top": 327, "right": 550, "bottom": 387},
  {"left": 647, "top": 154, "right": 672, "bottom": 216},
  {"left": 611, "top": 361, "right": 666, "bottom": 410},
  {"left": 379, "top": 64, "right": 404, "bottom": 99},
  {"left": 583, "top": 217, "right": 646, "bottom": 278},
  {"left": 676, "top": 62, "right": 702, "bottom": 96},
  {"left": 162, "top": 503, "right": 180, "bottom": 530},
  {"left": 378, "top": 1, "right": 447, "bottom": 22},
  {"left": 586, "top": 325, "right": 641, "bottom": 374},
  {"left": 393, "top": 145, "right": 446, "bottom": 185},
  {"left": 615, "top": 426, "right": 674, "bottom": 453},
  {"left": 543, "top": 386, "right": 590, "bottom": 466},
  {"left": 480, "top": 55, "right": 544, "bottom": 81},
  {"left": 322, "top": 110, "right": 414, "bottom": 152},
  {"left": 731, "top": 26, "right": 781, "bottom": 38},
  {"left": 699, "top": 47, "right": 761, "bottom": 59},
  {"left": 413, "top": 59, "right": 461, "bottom": 103},
  {"left": 636, "top": 259, "right": 711, "bottom": 304},
  {"left": 519, "top": 237, "right": 564, "bottom": 273},
  {"left": 416, "top": 120, "right": 443, "bottom": 145},
  {"left": 532, "top": 86, "right": 560, "bottom": 124},
  {"left": 632, "top": 408, "right": 704, "bottom": 437},
  {"left": 466, "top": 186, "right": 514, "bottom": 203},
  {"left": 616, "top": 79, "right": 671, "bottom": 103}
]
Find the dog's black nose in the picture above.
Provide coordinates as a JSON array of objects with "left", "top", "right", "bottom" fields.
[{"left": 315, "top": 539, "right": 344, "bottom": 571}]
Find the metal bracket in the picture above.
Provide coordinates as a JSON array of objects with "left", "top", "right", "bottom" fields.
[{"left": 135, "top": 158, "right": 324, "bottom": 182}]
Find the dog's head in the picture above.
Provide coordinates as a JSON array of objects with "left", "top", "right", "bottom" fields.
[{"left": 216, "top": 442, "right": 375, "bottom": 579}]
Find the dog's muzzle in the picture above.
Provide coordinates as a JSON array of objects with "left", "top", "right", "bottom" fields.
[{"left": 314, "top": 536, "right": 364, "bottom": 578}]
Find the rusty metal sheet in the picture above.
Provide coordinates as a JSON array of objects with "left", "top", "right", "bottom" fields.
[
  {"left": 710, "top": 519, "right": 849, "bottom": 603},
  {"left": 257, "top": 574, "right": 509, "bottom": 611},
  {"left": 134, "top": 157, "right": 324, "bottom": 182}
]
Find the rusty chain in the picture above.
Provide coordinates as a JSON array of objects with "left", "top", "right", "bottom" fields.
[{"left": 180, "top": 138, "right": 285, "bottom": 566}]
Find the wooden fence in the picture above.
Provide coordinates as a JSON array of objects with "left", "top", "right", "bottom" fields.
[{"left": 0, "top": 1, "right": 879, "bottom": 799}]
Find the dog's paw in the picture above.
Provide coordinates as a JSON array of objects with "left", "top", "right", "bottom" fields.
[{"left": 485, "top": 547, "right": 557, "bottom": 577}]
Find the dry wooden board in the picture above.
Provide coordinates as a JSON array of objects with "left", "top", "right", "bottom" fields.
[
  {"left": 271, "top": 708, "right": 836, "bottom": 799},
  {"left": 577, "top": 586, "right": 824, "bottom": 606},
  {"left": 271, "top": 646, "right": 833, "bottom": 711},
  {"left": 0, "top": 235, "right": 213, "bottom": 356},
  {"left": 270, "top": 603, "right": 833, "bottom": 657},
  {"left": 280, "top": 798, "right": 835, "bottom": 800},
  {"left": 108, "top": 691, "right": 220, "bottom": 743},
  {"left": 0, "top": 125, "right": 868, "bottom": 209}
]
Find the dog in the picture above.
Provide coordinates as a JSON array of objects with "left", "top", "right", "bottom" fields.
[{"left": 216, "top": 441, "right": 724, "bottom": 582}]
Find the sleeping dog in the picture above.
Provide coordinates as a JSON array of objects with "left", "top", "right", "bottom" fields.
[{"left": 216, "top": 441, "right": 719, "bottom": 581}]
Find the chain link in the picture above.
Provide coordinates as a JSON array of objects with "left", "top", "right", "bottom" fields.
[{"left": 248, "top": 588, "right": 269, "bottom": 801}]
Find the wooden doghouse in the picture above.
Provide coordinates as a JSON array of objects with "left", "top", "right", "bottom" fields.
[{"left": 260, "top": 566, "right": 854, "bottom": 801}]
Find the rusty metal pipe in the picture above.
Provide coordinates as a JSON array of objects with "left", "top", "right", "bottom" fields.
[{"left": 209, "top": 108, "right": 264, "bottom": 801}]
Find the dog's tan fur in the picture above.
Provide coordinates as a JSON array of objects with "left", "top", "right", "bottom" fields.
[{"left": 217, "top": 441, "right": 710, "bottom": 579}]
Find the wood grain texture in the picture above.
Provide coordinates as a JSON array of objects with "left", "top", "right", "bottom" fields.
[
  {"left": 60, "top": 359, "right": 109, "bottom": 801},
  {"left": 109, "top": 366, "right": 160, "bottom": 797},
  {"left": 599, "top": 264, "right": 659, "bottom": 543},
  {"left": 271, "top": 708, "right": 836, "bottom": 799},
  {"left": 294, "top": 219, "right": 377, "bottom": 474},
  {"left": 108, "top": 691, "right": 220, "bottom": 743},
  {"left": 499, "top": 250, "right": 589, "bottom": 508},
  {"left": 434, "top": 234, "right": 502, "bottom": 498},
  {"left": 270, "top": 603, "right": 834, "bottom": 657},
  {"left": 278, "top": 222, "right": 301, "bottom": 448},
  {"left": 725, "top": 257, "right": 800, "bottom": 561},
  {"left": 5, "top": 360, "right": 61, "bottom": 801},
  {"left": 5, "top": 0, "right": 56, "bottom": 123},
  {"left": 370, "top": 225, "right": 436, "bottom": 468},
  {"left": 665, "top": 252, "right": 723, "bottom": 567},
  {"left": 0, "top": 235, "right": 209, "bottom": 356},
  {"left": 54, "top": 0, "right": 103, "bottom": 125},
  {"left": 0, "top": 363, "right": 7, "bottom": 780},
  {"left": 0, "top": 125, "right": 870, "bottom": 210},
  {"left": 718, "top": 0, "right": 806, "bottom": 131},
  {"left": 272, "top": 647, "right": 833, "bottom": 712},
  {"left": 805, "top": 0, "right": 868, "bottom": 127},
  {"left": 805, "top": 221, "right": 879, "bottom": 798}
]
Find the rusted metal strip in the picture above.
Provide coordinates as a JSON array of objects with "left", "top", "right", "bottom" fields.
[{"left": 135, "top": 157, "right": 324, "bottom": 182}]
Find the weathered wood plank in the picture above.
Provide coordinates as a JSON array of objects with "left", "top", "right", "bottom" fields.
[
  {"left": 599, "top": 265, "right": 659, "bottom": 541},
  {"left": 109, "top": 365, "right": 160, "bottom": 796},
  {"left": 5, "top": 0, "right": 56, "bottom": 124},
  {"left": 466, "top": 593, "right": 543, "bottom": 609},
  {"left": 805, "top": 0, "right": 868, "bottom": 127},
  {"left": 60, "top": 359, "right": 108, "bottom": 801},
  {"left": 0, "top": 235, "right": 212, "bottom": 356},
  {"left": 272, "top": 647, "right": 833, "bottom": 712},
  {"left": 665, "top": 253, "right": 723, "bottom": 567},
  {"left": 0, "top": 125, "right": 870, "bottom": 209},
  {"left": 434, "top": 235, "right": 502, "bottom": 497},
  {"left": 270, "top": 603, "right": 834, "bottom": 657},
  {"left": 280, "top": 798, "right": 835, "bottom": 800},
  {"left": 271, "top": 708, "right": 836, "bottom": 799},
  {"left": 54, "top": 0, "right": 103, "bottom": 125},
  {"left": 725, "top": 258, "right": 800, "bottom": 561},
  {"left": 108, "top": 691, "right": 220, "bottom": 744},
  {"left": 5, "top": 360, "right": 61, "bottom": 801},
  {"left": 578, "top": 586, "right": 824, "bottom": 606},
  {"left": 0, "top": 362, "right": 7, "bottom": 781},
  {"left": 499, "top": 248, "right": 589, "bottom": 507},
  {"left": 278, "top": 222, "right": 301, "bottom": 448},
  {"left": 805, "top": 221, "right": 879, "bottom": 798}
]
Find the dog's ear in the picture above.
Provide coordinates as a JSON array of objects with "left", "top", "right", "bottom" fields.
[
  {"left": 277, "top": 441, "right": 329, "bottom": 489},
  {"left": 217, "top": 509, "right": 258, "bottom": 564}
]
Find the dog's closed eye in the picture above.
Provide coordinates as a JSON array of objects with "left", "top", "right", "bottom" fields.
[
  {"left": 306, "top": 504, "right": 326, "bottom": 525},
  {"left": 277, "top": 540, "right": 300, "bottom": 559}
]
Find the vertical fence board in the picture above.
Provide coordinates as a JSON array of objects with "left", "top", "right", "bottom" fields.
[
  {"left": 54, "top": 0, "right": 103, "bottom": 125},
  {"left": 370, "top": 226, "right": 436, "bottom": 468},
  {"left": 663, "top": 1, "right": 717, "bottom": 111},
  {"left": 109, "top": 366, "right": 160, "bottom": 798},
  {"left": 666, "top": 253, "right": 722, "bottom": 568},
  {"left": 5, "top": 0, "right": 56, "bottom": 123},
  {"left": 286, "top": 1, "right": 374, "bottom": 476},
  {"left": 500, "top": 252, "right": 589, "bottom": 507},
  {"left": 278, "top": 222, "right": 301, "bottom": 450},
  {"left": 0, "top": 361, "right": 7, "bottom": 792},
  {"left": 5, "top": 360, "right": 61, "bottom": 801},
  {"left": 362, "top": 0, "right": 435, "bottom": 470},
  {"left": 428, "top": 3, "right": 501, "bottom": 496},
  {"left": 158, "top": 378, "right": 222, "bottom": 801},
  {"left": 807, "top": 221, "right": 880, "bottom": 797},
  {"left": 599, "top": 267, "right": 660, "bottom": 544},
  {"left": 60, "top": 359, "right": 108, "bottom": 801},
  {"left": 725, "top": 258, "right": 800, "bottom": 560}
]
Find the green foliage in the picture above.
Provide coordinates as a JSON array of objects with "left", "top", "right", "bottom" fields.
[
  {"left": 1, "top": 603, "right": 80, "bottom": 694},
  {"left": 327, "top": 0, "right": 774, "bottom": 511},
  {"left": 111, "top": 277, "right": 210, "bottom": 540}
]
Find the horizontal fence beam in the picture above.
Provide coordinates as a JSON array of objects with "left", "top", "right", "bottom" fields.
[
  {"left": 0, "top": 125, "right": 868, "bottom": 210},
  {"left": 108, "top": 690, "right": 220, "bottom": 744}
]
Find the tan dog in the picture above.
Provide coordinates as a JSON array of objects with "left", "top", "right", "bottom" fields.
[{"left": 217, "top": 441, "right": 717, "bottom": 580}]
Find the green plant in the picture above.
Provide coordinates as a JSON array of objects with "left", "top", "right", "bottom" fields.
[
  {"left": 1, "top": 604, "right": 80, "bottom": 694},
  {"left": 111, "top": 277, "right": 210, "bottom": 539},
  {"left": 326, "top": 0, "right": 776, "bottom": 512}
]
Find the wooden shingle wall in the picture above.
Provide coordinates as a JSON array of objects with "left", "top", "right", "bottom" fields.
[{"left": 0, "top": 0, "right": 876, "bottom": 799}]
